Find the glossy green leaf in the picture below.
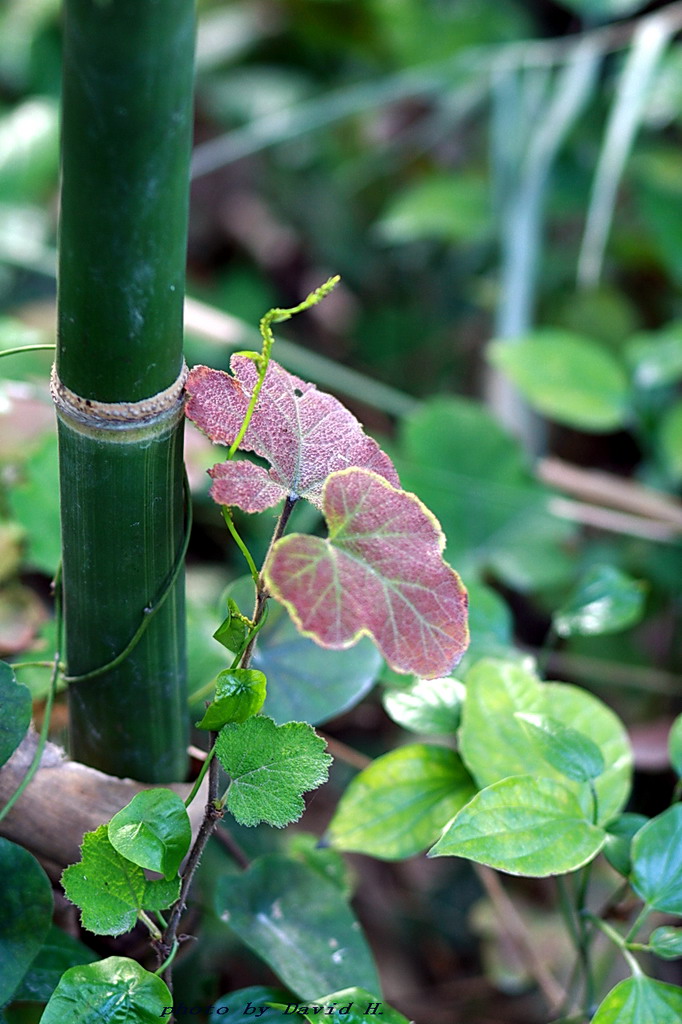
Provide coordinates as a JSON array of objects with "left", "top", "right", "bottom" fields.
[
  {"left": 459, "top": 659, "right": 632, "bottom": 823},
  {"left": 659, "top": 400, "right": 682, "bottom": 482},
  {"left": 626, "top": 325, "right": 682, "bottom": 389},
  {"left": 603, "top": 813, "right": 648, "bottom": 877},
  {"left": 489, "top": 331, "right": 630, "bottom": 431},
  {"left": 40, "top": 956, "right": 172, "bottom": 1024},
  {"left": 631, "top": 805, "right": 682, "bottom": 914},
  {"left": 515, "top": 713, "right": 605, "bottom": 782},
  {"left": 648, "top": 926, "right": 682, "bottom": 960},
  {"left": 375, "top": 173, "right": 491, "bottom": 245},
  {"left": 382, "top": 677, "right": 465, "bottom": 735},
  {"left": 61, "top": 825, "right": 180, "bottom": 936},
  {"left": 216, "top": 716, "right": 331, "bottom": 828},
  {"left": 223, "top": 577, "right": 382, "bottom": 726},
  {"left": 107, "top": 789, "right": 191, "bottom": 881},
  {"left": 13, "top": 925, "right": 98, "bottom": 1003},
  {"left": 396, "top": 397, "right": 575, "bottom": 591},
  {"left": 429, "top": 775, "right": 606, "bottom": 875},
  {"left": 591, "top": 975, "right": 682, "bottom": 1024},
  {"left": 553, "top": 565, "right": 646, "bottom": 637},
  {"left": 213, "top": 597, "right": 251, "bottom": 653},
  {"left": 669, "top": 714, "right": 682, "bottom": 777},
  {"left": 286, "top": 833, "right": 354, "bottom": 897},
  {"left": 215, "top": 855, "right": 381, "bottom": 999},
  {"left": 328, "top": 744, "right": 476, "bottom": 860},
  {"left": 196, "top": 669, "right": 267, "bottom": 729},
  {"left": 0, "top": 660, "right": 31, "bottom": 768},
  {"left": 209, "top": 986, "right": 292, "bottom": 1023},
  {"left": 274, "top": 988, "right": 411, "bottom": 1023},
  {"left": 0, "top": 839, "right": 53, "bottom": 1004}
]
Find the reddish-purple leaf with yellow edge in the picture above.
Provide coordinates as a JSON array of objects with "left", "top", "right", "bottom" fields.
[
  {"left": 185, "top": 358, "right": 399, "bottom": 512},
  {"left": 264, "top": 468, "right": 469, "bottom": 678}
]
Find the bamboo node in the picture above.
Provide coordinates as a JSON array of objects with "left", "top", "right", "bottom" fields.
[{"left": 50, "top": 361, "right": 189, "bottom": 428}]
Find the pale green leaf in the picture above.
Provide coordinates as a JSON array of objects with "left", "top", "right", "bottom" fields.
[
  {"left": 382, "top": 677, "right": 465, "bottom": 735},
  {"left": 215, "top": 855, "right": 380, "bottom": 999},
  {"left": 515, "top": 713, "right": 605, "bottom": 782},
  {"left": 553, "top": 565, "right": 646, "bottom": 637},
  {"left": 626, "top": 325, "right": 682, "bottom": 389},
  {"left": 216, "top": 716, "right": 331, "bottom": 828},
  {"left": 0, "top": 839, "right": 53, "bottom": 1004},
  {"left": 459, "top": 659, "right": 632, "bottom": 823},
  {"left": 631, "top": 804, "right": 682, "bottom": 915},
  {"left": 489, "top": 331, "right": 630, "bottom": 430},
  {"left": 108, "top": 789, "right": 191, "bottom": 881},
  {"left": 40, "top": 956, "right": 172, "bottom": 1024},
  {"left": 328, "top": 744, "right": 476, "bottom": 860},
  {"left": 61, "top": 825, "right": 180, "bottom": 936},
  {"left": 591, "top": 975, "right": 682, "bottom": 1024},
  {"left": 429, "top": 775, "right": 606, "bottom": 875}
]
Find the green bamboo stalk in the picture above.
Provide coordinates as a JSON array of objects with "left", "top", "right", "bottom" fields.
[{"left": 55, "top": 0, "right": 196, "bottom": 781}]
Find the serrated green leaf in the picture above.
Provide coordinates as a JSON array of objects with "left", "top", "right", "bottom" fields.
[
  {"left": 61, "top": 825, "right": 180, "bottom": 936},
  {"left": 40, "top": 956, "right": 172, "bottom": 1024},
  {"left": 0, "top": 839, "right": 53, "bottom": 1004},
  {"left": 669, "top": 714, "right": 682, "bottom": 777},
  {"left": 631, "top": 805, "right": 682, "bottom": 915},
  {"left": 515, "top": 713, "right": 605, "bottom": 782},
  {"left": 213, "top": 597, "right": 251, "bottom": 653},
  {"left": 107, "top": 789, "right": 191, "bottom": 881},
  {"left": 382, "top": 676, "right": 465, "bottom": 735},
  {"left": 221, "top": 577, "right": 382, "bottom": 727},
  {"left": 459, "top": 659, "right": 632, "bottom": 823},
  {"left": 328, "top": 744, "right": 475, "bottom": 860},
  {"left": 553, "top": 565, "right": 646, "bottom": 638},
  {"left": 489, "top": 331, "right": 630, "bottom": 431},
  {"left": 273, "top": 988, "right": 411, "bottom": 1023},
  {"left": 603, "top": 813, "right": 649, "bottom": 877},
  {"left": 216, "top": 855, "right": 380, "bottom": 999},
  {"left": 429, "top": 775, "right": 606, "bottom": 875},
  {"left": 0, "top": 660, "right": 31, "bottom": 769},
  {"left": 591, "top": 975, "right": 682, "bottom": 1024},
  {"left": 196, "top": 668, "right": 267, "bottom": 729},
  {"left": 648, "top": 926, "right": 682, "bottom": 960},
  {"left": 216, "top": 716, "right": 331, "bottom": 828},
  {"left": 209, "top": 986, "right": 292, "bottom": 1023}
]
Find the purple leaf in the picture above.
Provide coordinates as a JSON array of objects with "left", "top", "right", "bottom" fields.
[
  {"left": 185, "top": 358, "right": 400, "bottom": 511},
  {"left": 264, "top": 468, "right": 469, "bottom": 678}
]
